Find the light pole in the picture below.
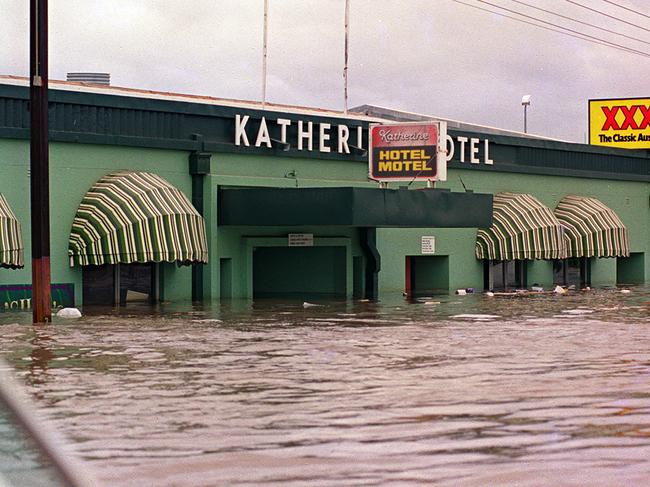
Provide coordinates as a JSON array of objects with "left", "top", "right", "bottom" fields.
[{"left": 521, "top": 95, "right": 531, "bottom": 133}]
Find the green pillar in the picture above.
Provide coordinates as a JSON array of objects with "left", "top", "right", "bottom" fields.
[{"left": 189, "top": 150, "right": 211, "bottom": 302}]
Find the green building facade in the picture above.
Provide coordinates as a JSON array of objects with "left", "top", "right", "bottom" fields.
[{"left": 0, "top": 78, "right": 648, "bottom": 308}]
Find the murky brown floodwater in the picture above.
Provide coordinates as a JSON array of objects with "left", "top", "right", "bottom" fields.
[{"left": 2, "top": 289, "right": 650, "bottom": 486}]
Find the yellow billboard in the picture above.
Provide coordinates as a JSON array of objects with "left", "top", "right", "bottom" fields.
[{"left": 589, "top": 98, "right": 650, "bottom": 149}]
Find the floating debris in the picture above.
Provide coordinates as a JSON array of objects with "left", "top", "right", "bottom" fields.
[
  {"left": 562, "top": 309, "right": 595, "bottom": 315},
  {"left": 56, "top": 307, "right": 82, "bottom": 319},
  {"left": 452, "top": 314, "right": 500, "bottom": 320}
]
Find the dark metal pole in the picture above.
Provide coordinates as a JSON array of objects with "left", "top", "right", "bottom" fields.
[{"left": 30, "top": 0, "right": 52, "bottom": 323}]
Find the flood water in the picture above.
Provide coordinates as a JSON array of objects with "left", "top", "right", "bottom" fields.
[{"left": 2, "top": 289, "right": 650, "bottom": 486}]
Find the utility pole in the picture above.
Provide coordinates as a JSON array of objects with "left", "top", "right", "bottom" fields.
[
  {"left": 343, "top": 0, "right": 350, "bottom": 114},
  {"left": 262, "top": 0, "right": 268, "bottom": 108},
  {"left": 30, "top": 0, "right": 52, "bottom": 323}
]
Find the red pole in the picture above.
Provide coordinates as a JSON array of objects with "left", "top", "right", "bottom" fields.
[
  {"left": 404, "top": 256, "right": 412, "bottom": 298},
  {"left": 30, "top": 0, "right": 52, "bottom": 323}
]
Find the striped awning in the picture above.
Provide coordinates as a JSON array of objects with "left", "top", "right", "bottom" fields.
[
  {"left": 69, "top": 171, "right": 208, "bottom": 266},
  {"left": 0, "top": 193, "right": 24, "bottom": 269},
  {"left": 554, "top": 195, "right": 629, "bottom": 258},
  {"left": 476, "top": 192, "right": 569, "bottom": 261}
]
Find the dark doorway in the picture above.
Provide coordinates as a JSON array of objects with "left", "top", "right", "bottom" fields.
[
  {"left": 484, "top": 260, "right": 526, "bottom": 291},
  {"left": 553, "top": 258, "right": 590, "bottom": 288},
  {"left": 253, "top": 246, "right": 346, "bottom": 299},
  {"left": 405, "top": 256, "right": 449, "bottom": 296},
  {"left": 220, "top": 258, "right": 233, "bottom": 298},
  {"left": 617, "top": 252, "right": 644, "bottom": 285},
  {"left": 82, "top": 264, "right": 115, "bottom": 306}
]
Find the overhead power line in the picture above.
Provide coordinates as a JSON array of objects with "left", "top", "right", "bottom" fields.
[
  {"left": 450, "top": 0, "right": 650, "bottom": 58},
  {"left": 600, "top": 0, "right": 650, "bottom": 22},
  {"left": 471, "top": 0, "right": 650, "bottom": 58},
  {"left": 564, "top": 0, "right": 650, "bottom": 33},
  {"left": 510, "top": 0, "right": 650, "bottom": 46}
]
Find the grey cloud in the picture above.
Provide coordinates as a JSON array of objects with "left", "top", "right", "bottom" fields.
[{"left": 2, "top": 0, "right": 650, "bottom": 142}]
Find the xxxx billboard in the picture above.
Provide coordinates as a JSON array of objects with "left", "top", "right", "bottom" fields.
[
  {"left": 589, "top": 98, "right": 650, "bottom": 149},
  {"left": 369, "top": 122, "right": 447, "bottom": 182}
]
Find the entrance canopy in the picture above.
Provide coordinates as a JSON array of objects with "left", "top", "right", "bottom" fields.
[
  {"left": 0, "top": 193, "right": 24, "bottom": 269},
  {"left": 476, "top": 192, "right": 568, "bottom": 261},
  {"left": 218, "top": 187, "right": 492, "bottom": 228},
  {"left": 554, "top": 195, "right": 629, "bottom": 258},
  {"left": 69, "top": 171, "right": 208, "bottom": 266}
]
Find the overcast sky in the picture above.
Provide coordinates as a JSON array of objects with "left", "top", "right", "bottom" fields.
[{"left": 2, "top": 0, "right": 650, "bottom": 142}]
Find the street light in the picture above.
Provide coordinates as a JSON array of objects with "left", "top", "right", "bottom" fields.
[{"left": 521, "top": 95, "right": 531, "bottom": 133}]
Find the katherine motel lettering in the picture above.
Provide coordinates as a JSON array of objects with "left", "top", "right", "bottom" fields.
[{"left": 232, "top": 114, "right": 495, "bottom": 166}]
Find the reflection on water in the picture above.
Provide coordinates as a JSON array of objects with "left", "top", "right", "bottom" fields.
[{"left": 2, "top": 289, "right": 650, "bottom": 485}]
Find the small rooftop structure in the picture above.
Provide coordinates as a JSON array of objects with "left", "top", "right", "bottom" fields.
[{"left": 66, "top": 72, "right": 110, "bottom": 86}]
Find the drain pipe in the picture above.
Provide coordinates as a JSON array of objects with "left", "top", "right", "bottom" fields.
[
  {"left": 360, "top": 227, "right": 380, "bottom": 300},
  {"left": 189, "top": 142, "right": 211, "bottom": 302}
]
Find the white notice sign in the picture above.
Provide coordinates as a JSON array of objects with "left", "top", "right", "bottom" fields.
[
  {"left": 421, "top": 236, "right": 435, "bottom": 254},
  {"left": 288, "top": 233, "right": 314, "bottom": 247}
]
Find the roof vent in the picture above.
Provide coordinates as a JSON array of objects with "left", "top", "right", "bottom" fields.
[{"left": 66, "top": 72, "right": 110, "bottom": 86}]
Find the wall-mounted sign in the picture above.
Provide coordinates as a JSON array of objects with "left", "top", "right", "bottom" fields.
[
  {"left": 369, "top": 122, "right": 447, "bottom": 182},
  {"left": 235, "top": 114, "right": 367, "bottom": 155},
  {"left": 446, "top": 135, "right": 493, "bottom": 165},
  {"left": 0, "top": 283, "right": 74, "bottom": 311},
  {"left": 288, "top": 233, "right": 314, "bottom": 247},
  {"left": 589, "top": 98, "right": 650, "bottom": 149},
  {"left": 421, "top": 236, "right": 436, "bottom": 254}
]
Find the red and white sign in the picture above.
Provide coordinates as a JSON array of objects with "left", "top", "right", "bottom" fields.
[{"left": 369, "top": 122, "right": 447, "bottom": 182}]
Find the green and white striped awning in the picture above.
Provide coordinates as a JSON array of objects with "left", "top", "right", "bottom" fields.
[
  {"left": 69, "top": 171, "right": 208, "bottom": 266},
  {"left": 554, "top": 195, "right": 629, "bottom": 258},
  {"left": 476, "top": 192, "right": 569, "bottom": 261},
  {"left": 0, "top": 193, "right": 24, "bottom": 269}
]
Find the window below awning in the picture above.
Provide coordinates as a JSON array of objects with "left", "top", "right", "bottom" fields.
[
  {"left": 68, "top": 171, "right": 208, "bottom": 267},
  {"left": 554, "top": 195, "right": 630, "bottom": 258},
  {"left": 0, "top": 193, "right": 24, "bottom": 269},
  {"left": 475, "top": 192, "right": 569, "bottom": 261}
]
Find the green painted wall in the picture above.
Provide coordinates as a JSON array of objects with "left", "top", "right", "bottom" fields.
[
  {"left": 2, "top": 134, "right": 649, "bottom": 304},
  {"left": 376, "top": 166, "right": 649, "bottom": 294},
  {"left": 0, "top": 139, "right": 194, "bottom": 306}
]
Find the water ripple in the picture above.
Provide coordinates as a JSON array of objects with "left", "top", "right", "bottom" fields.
[{"left": 1, "top": 288, "right": 650, "bottom": 485}]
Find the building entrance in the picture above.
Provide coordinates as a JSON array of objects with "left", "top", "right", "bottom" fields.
[
  {"left": 405, "top": 256, "right": 449, "bottom": 296},
  {"left": 252, "top": 246, "right": 346, "bottom": 299}
]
